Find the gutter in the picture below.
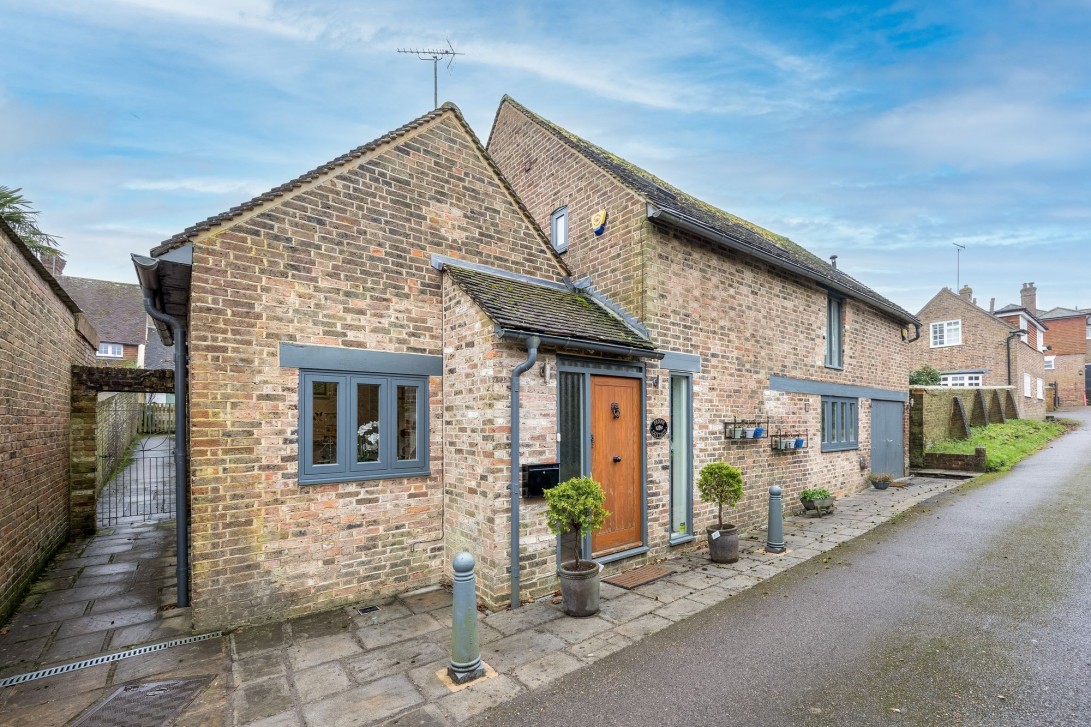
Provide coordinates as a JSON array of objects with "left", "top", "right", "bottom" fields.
[
  {"left": 646, "top": 203, "right": 922, "bottom": 340},
  {"left": 132, "top": 254, "right": 191, "bottom": 607},
  {"left": 509, "top": 336, "right": 540, "bottom": 609},
  {"left": 496, "top": 329, "right": 664, "bottom": 360}
]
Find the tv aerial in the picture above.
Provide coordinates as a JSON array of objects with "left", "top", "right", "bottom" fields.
[{"left": 397, "top": 40, "right": 463, "bottom": 109}]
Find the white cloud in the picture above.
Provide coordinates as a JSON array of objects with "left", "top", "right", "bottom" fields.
[
  {"left": 124, "top": 178, "right": 262, "bottom": 194},
  {"left": 100, "top": 0, "right": 324, "bottom": 39}
]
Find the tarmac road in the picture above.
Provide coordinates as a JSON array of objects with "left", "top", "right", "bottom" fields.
[{"left": 470, "top": 409, "right": 1091, "bottom": 727}]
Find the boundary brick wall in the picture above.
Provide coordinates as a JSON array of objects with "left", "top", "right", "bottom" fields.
[
  {"left": 183, "top": 111, "right": 567, "bottom": 629},
  {"left": 1046, "top": 354, "right": 1086, "bottom": 407},
  {"left": 0, "top": 227, "right": 96, "bottom": 623}
]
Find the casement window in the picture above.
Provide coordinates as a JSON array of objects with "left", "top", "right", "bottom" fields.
[
  {"left": 550, "top": 206, "right": 569, "bottom": 253},
  {"left": 1023, "top": 372, "right": 1032, "bottom": 398},
  {"left": 1086, "top": 320, "right": 1091, "bottom": 339},
  {"left": 97, "top": 342, "right": 124, "bottom": 358},
  {"left": 1044, "top": 356, "right": 1055, "bottom": 370},
  {"left": 930, "top": 320, "right": 961, "bottom": 348},
  {"left": 300, "top": 371, "right": 428, "bottom": 485},
  {"left": 939, "top": 373, "right": 983, "bottom": 387},
  {"left": 825, "top": 295, "right": 843, "bottom": 369},
  {"left": 820, "top": 396, "right": 858, "bottom": 452},
  {"left": 1036, "top": 377, "right": 1044, "bottom": 400}
]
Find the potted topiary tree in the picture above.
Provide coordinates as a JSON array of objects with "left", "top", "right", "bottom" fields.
[
  {"left": 868, "top": 473, "right": 893, "bottom": 490},
  {"left": 544, "top": 476, "right": 609, "bottom": 617},
  {"left": 697, "top": 462, "right": 745, "bottom": 563}
]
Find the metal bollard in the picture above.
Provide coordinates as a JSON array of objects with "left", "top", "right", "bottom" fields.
[
  {"left": 447, "top": 552, "right": 486, "bottom": 684},
  {"left": 765, "top": 485, "right": 786, "bottom": 553}
]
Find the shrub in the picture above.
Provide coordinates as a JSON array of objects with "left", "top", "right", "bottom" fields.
[
  {"left": 800, "top": 487, "right": 833, "bottom": 501},
  {"left": 909, "top": 365, "right": 941, "bottom": 386},
  {"left": 544, "top": 477, "right": 609, "bottom": 568},
  {"left": 697, "top": 462, "right": 744, "bottom": 530}
]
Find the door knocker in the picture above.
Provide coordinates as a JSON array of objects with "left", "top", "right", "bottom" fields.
[{"left": 611, "top": 402, "right": 621, "bottom": 419}]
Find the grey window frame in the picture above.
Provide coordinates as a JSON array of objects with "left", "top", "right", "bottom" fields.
[
  {"left": 825, "top": 295, "right": 843, "bottom": 369},
  {"left": 299, "top": 370, "right": 429, "bottom": 485},
  {"left": 820, "top": 395, "right": 858, "bottom": 452},
  {"left": 550, "top": 206, "right": 569, "bottom": 253}
]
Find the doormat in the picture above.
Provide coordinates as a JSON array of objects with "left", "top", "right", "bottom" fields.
[
  {"left": 71, "top": 677, "right": 213, "bottom": 727},
  {"left": 603, "top": 564, "right": 674, "bottom": 590}
]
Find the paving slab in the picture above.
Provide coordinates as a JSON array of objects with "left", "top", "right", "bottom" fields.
[
  {"left": 358, "top": 613, "right": 443, "bottom": 650},
  {"left": 287, "top": 632, "right": 364, "bottom": 671},
  {"left": 435, "top": 674, "right": 523, "bottom": 723},
  {"left": 480, "top": 631, "right": 566, "bottom": 673},
  {"left": 233, "top": 675, "right": 296, "bottom": 725},
  {"left": 294, "top": 661, "right": 354, "bottom": 702},
  {"left": 345, "top": 637, "right": 446, "bottom": 683},
  {"left": 511, "top": 650, "right": 584, "bottom": 690},
  {"left": 301, "top": 674, "right": 424, "bottom": 727}
]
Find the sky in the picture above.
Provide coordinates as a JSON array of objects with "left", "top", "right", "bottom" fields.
[{"left": 2, "top": 0, "right": 1089, "bottom": 315}]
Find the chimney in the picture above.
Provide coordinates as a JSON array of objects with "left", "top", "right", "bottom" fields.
[
  {"left": 38, "top": 253, "right": 66, "bottom": 276},
  {"left": 989, "top": 297, "right": 995, "bottom": 313},
  {"left": 1021, "top": 282, "right": 1037, "bottom": 313},
  {"left": 829, "top": 255, "right": 838, "bottom": 269},
  {"left": 959, "top": 284, "right": 973, "bottom": 301}
]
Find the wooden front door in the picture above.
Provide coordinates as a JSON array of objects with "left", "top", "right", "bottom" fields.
[{"left": 590, "top": 375, "right": 643, "bottom": 556}]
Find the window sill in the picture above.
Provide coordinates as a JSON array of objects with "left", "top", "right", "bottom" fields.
[
  {"left": 669, "top": 534, "right": 696, "bottom": 547},
  {"left": 823, "top": 364, "right": 844, "bottom": 371},
  {"left": 299, "top": 469, "right": 431, "bottom": 487},
  {"left": 820, "top": 445, "right": 859, "bottom": 453}
]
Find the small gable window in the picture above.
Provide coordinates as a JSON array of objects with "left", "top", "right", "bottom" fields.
[
  {"left": 98, "top": 342, "right": 124, "bottom": 358},
  {"left": 825, "top": 295, "right": 843, "bottom": 369},
  {"left": 930, "top": 320, "right": 961, "bottom": 348},
  {"left": 1044, "top": 356, "right": 1055, "bottom": 370},
  {"left": 550, "top": 206, "right": 569, "bottom": 253}
]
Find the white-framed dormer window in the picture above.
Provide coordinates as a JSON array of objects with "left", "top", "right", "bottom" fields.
[
  {"left": 940, "top": 373, "right": 982, "bottom": 387},
  {"left": 930, "top": 320, "right": 961, "bottom": 348},
  {"left": 1024, "top": 372, "right": 1032, "bottom": 397},
  {"left": 1044, "top": 355, "right": 1056, "bottom": 370},
  {"left": 1036, "top": 377, "right": 1044, "bottom": 400},
  {"left": 550, "top": 206, "right": 569, "bottom": 253},
  {"left": 97, "top": 342, "right": 124, "bottom": 358}
]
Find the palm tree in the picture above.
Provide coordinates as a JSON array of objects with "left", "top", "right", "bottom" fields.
[{"left": 0, "top": 186, "right": 63, "bottom": 257}]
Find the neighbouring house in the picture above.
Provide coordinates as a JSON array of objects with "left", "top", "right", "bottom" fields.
[
  {"left": 1019, "top": 281, "right": 1090, "bottom": 407},
  {"left": 134, "top": 99, "right": 919, "bottom": 630},
  {"left": 59, "top": 275, "right": 150, "bottom": 366},
  {"left": 0, "top": 220, "right": 98, "bottom": 623},
  {"left": 910, "top": 285, "right": 1046, "bottom": 419}
]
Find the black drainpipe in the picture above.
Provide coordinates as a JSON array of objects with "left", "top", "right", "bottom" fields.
[
  {"left": 141, "top": 292, "right": 190, "bottom": 608},
  {"left": 1006, "top": 329, "right": 1028, "bottom": 387},
  {"left": 510, "top": 336, "right": 540, "bottom": 610}
]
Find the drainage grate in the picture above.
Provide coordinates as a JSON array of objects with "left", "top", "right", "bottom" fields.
[
  {"left": 357, "top": 605, "right": 381, "bottom": 615},
  {"left": 71, "top": 677, "right": 213, "bottom": 727},
  {"left": 0, "top": 631, "right": 222, "bottom": 689}
]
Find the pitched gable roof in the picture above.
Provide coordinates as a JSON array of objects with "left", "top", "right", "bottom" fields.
[
  {"left": 151, "top": 103, "right": 568, "bottom": 277},
  {"left": 1039, "top": 306, "right": 1091, "bottom": 320},
  {"left": 493, "top": 96, "right": 917, "bottom": 326},
  {"left": 444, "top": 264, "right": 656, "bottom": 354},
  {"left": 919, "top": 288, "right": 1028, "bottom": 334},
  {"left": 59, "top": 276, "right": 147, "bottom": 346}
]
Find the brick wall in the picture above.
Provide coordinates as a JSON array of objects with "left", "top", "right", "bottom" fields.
[
  {"left": 1046, "top": 354, "right": 1086, "bottom": 406},
  {"left": 183, "top": 110, "right": 568, "bottom": 629},
  {"left": 908, "top": 386, "right": 1018, "bottom": 461},
  {"left": 487, "top": 104, "right": 649, "bottom": 319},
  {"left": 1043, "top": 315, "right": 1088, "bottom": 356},
  {"left": 0, "top": 227, "right": 96, "bottom": 623}
]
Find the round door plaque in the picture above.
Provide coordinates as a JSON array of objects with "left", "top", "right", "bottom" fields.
[{"left": 650, "top": 417, "right": 668, "bottom": 439}]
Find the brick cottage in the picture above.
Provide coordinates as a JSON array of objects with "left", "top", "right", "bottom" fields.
[{"left": 135, "top": 100, "right": 919, "bottom": 630}]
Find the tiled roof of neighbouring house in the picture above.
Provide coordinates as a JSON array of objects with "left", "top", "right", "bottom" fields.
[
  {"left": 445, "top": 265, "right": 656, "bottom": 352},
  {"left": 497, "top": 96, "right": 917, "bottom": 325},
  {"left": 143, "top": 322, "right": 174, "bottom": 369},
  {"left": 59, "top": 276, "right": 147, "bottom": 346},
  {"left": 1039, "top": 306, "right": 1090, "bottom": 320}
]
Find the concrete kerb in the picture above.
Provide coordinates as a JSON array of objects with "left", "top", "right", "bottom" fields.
[{"left": 225, "top": 474, "right": 968, "bottom": 726}]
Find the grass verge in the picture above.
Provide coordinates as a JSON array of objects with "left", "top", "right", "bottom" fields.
[{"left": 926, "top": 417, "right": 1078, "bottom": 472}]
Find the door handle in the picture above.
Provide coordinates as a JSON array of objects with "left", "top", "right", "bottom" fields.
[{"left": 613, "top": 455, "right": 622, "bottom": 463}]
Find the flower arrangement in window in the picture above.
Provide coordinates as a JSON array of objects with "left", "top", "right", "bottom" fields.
[{"left": 357, "top": 421, "right": 380, "bottom": 463}]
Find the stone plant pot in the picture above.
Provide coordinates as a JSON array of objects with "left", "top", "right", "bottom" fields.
[
  {"left": 871, "top": 479, "right": 891, "bottom": 490},
  {"left": 801, "top": 497, "right": 835, "bottom": 516},
  {"left": 557, "top": 561, "right": 601, "bottom": 617},
  {"left": 707, "top": 524, "right": 740, "bottom": 563}
]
